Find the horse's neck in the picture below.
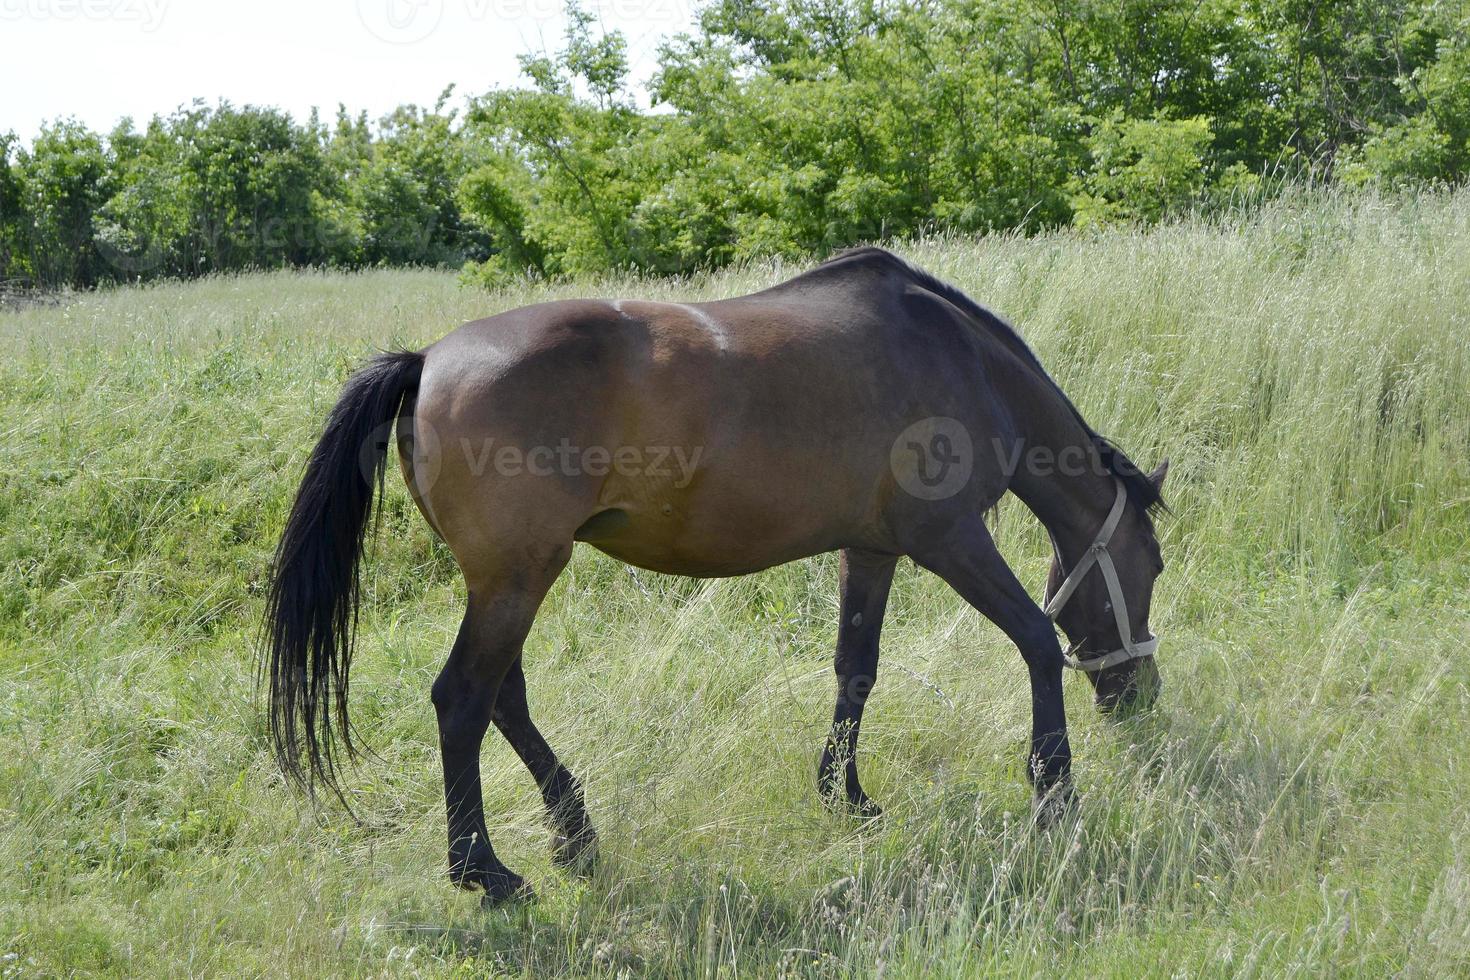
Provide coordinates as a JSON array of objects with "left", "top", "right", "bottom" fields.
[{"left": 1003, "top": 413, "right": 1117, "bottom": 567}]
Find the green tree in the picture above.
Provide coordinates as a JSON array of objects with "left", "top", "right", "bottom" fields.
[
  {"left": 460, "top": 2, "right": 643, "bottom": 278},
  {"left": 14, "top": 121, "right": 113, "bottom": 287},
  {"left": 1069, "top": 112, "right": 1216, "bottom": 226},
  {"left": 1342, "top": 14, "right": 1470, "bottom": 183},
  {"left": 0, "top": 133, "right": 25, "bottom": 285},
  {"left": 353, "top": 91, "right": 488, "bottom": 266}
]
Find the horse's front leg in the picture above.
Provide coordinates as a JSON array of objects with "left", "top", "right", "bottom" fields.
[
  {"left": 818, "top": 548, "right": 898, "bottom": 816},
  {"left": 908, "top": 516, "right": 1073, "bottom": 819}
]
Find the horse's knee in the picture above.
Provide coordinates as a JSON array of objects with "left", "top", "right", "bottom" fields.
[
  {"left": 1014, "top": 617, "right": 1063, "bottom": 672},
  {"left": 430, "top": 672, "right": 454, "bottom": 713}
]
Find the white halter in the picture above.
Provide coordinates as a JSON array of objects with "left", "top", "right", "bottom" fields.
[{"left": 1043, "top": 481, "right": 1160, "bottom": 672}]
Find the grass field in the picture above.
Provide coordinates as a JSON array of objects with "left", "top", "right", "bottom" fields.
[{"left": 4, "top": 188, "right": 1470, "bottom": 977}]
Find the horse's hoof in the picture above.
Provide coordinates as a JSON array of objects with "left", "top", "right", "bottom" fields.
[
  {"left": 449, "top": 846, "right": 526, "bottom": 896},
  {"left": 448, "top": 865, "right": 485, "bottom": 891},
  {"left": 821, "top": 790, "right": 883, "bottom": 820},
  {"left": 1032, "top": 783, "right": 1076, "bottom": 829},
  {"left": 479, "top": 869, "right": 534, "bottom": 907},
  {"left": 552, "top": 829, "right": 600, "bottom": 875}
]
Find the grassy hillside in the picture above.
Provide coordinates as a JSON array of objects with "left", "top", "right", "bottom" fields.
[{"left": 3, "top": 189, "right": 1469, "bottom": 976}]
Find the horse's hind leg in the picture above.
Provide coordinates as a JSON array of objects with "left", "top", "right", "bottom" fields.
[
  {"left": 818, "top": 548, "right": 898, "bottom": 817},
  {"left": 433, "top": 545, "right": 570, "bottom": 903},
  {"left": 491, "top": 655, "right": 598, "bottom": 869}
]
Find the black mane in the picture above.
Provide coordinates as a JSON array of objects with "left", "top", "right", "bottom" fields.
[{"left": 821, "top": 246, "right": 1166, "bottom": 519}]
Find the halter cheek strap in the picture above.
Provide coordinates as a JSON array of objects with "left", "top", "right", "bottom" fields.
[{"left": 1043, "top": 481, "right": 1160, "bottom": 672}]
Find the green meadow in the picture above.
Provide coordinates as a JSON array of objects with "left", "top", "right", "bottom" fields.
[{"left": 3, "top": 189, "right": 1469, "bottom": 976}]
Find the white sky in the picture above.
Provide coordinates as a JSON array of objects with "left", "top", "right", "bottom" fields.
[{"left": 2, "top": 0, "right": 697, "bottom": 142}]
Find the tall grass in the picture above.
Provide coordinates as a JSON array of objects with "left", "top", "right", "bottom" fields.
[{"left": 2, "top": 187, "right": 1468, "bottom": 976}]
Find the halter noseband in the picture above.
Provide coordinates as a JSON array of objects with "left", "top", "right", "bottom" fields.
[{"left": 1043, "top": 481, "right": 1160, "bottom": 672}]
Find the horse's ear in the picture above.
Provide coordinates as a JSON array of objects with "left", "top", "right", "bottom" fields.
[{"left": 1148, "top": 458, "right": 1170, "bottom": 490}]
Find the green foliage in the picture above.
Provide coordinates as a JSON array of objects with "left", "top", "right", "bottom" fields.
[
  {"left": 0, "top": 133, "right": 24, "bottom": 281},
  {"left": 1341, "top": 21, "right": 1470, "bottom": 184},
  {"left": 92, "top": 105, "right": 338, "bottom": 280},
  {"left": 349, "top": 92, "right": 492, "bottom": 267},
  {"left": 1069, "top": 113, "right": 1215, "bottom": 226},
  {"left": 11, "top": 121, "right": 114, "bottom": 287},
  {"left": 1, "top": 99, "right": 485, "bottom": 289},
  {"left": 456, "top": 153, "right": 547, "bottom": 284},
  {"left": 2, "top": 0, "right": 1468, "bottom": 290}
]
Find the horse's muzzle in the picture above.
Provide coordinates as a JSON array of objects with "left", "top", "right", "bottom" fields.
[{"left": 1095, "top": 654, "right": 1161, "bottom": 713}]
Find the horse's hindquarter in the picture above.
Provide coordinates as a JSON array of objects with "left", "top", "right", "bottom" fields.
[{"left": 411, "top": 285, "right": 998, "bottom": 579}]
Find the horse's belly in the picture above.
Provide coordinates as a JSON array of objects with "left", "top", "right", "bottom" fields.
[
  {"left": 587, "top": 539, "right": 790, "bottom": 578},
  {"left": 574, "top": 498, "right": 838, "bottom": 578}
]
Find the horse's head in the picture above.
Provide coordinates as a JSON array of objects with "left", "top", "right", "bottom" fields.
[{"left": 1044, "top": 460, "right": 1169, "bottom": 713}]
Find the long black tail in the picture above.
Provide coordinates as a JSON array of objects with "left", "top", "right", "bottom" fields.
[{"left": 265, "top": 349, "right": 424, "bottom": 797}]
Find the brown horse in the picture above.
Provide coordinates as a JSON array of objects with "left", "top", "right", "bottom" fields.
[{"left": 265, "top": 247, "right": 1168, "bottom": 903}]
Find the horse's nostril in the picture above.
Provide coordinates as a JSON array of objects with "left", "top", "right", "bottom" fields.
[{"left": 1096, "top": 659, "right": 1161, "bottom": 714}]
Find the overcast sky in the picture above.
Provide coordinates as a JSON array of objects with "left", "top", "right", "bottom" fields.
[{"left": 3, "top": 0, "right": 696, "bottom": 142}]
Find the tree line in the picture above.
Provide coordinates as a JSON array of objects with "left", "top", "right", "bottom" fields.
[{"left": 2, "top": 0, "right": 1466, "bottom": 291}]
